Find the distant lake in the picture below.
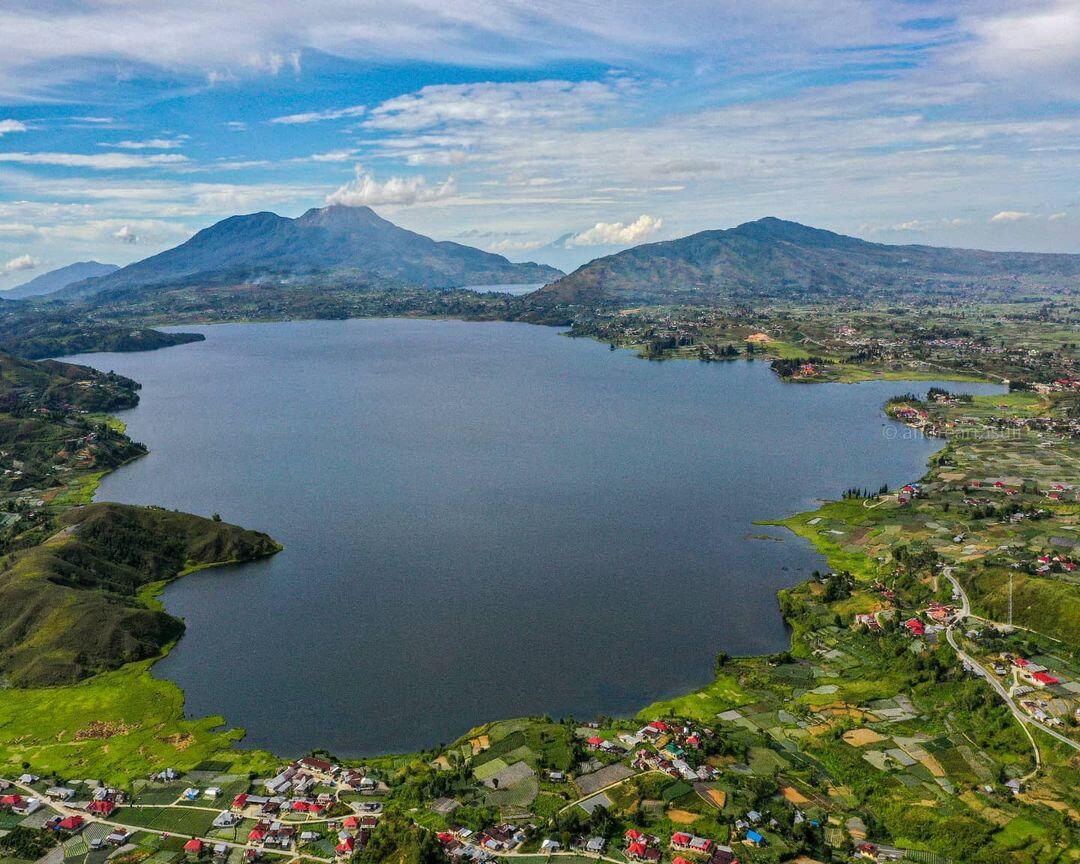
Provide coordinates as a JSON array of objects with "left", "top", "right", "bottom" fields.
[
  {"left": 63, "top": 320, "right": 1001, "bottom": 756},
  {"left": 461, "top": 282, "right": 545, "bottom": 295}
]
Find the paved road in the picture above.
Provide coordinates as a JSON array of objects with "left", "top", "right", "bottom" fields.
[{"left": 944, "top": 572, "right": 1079, "bottom": 757}]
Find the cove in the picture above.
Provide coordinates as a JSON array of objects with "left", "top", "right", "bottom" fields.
[{"left": 62, "top": 318, "right": 1001, "bottom": 756}]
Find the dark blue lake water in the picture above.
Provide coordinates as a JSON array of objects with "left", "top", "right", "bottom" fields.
[{"left": 63, "top": 319, "right": 1000, "bottom": 756}]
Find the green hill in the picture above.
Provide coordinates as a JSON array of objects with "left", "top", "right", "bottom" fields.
[{"left": 0, "top": 503, "right": 280, "bottom": 686}]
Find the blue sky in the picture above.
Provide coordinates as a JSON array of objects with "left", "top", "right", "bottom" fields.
[{"left": 0, "top": 0, "right": 1078, "bottom": 287}]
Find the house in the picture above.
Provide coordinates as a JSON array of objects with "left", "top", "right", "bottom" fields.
[
  {"left": 184, "top": 839, "right": 204, "bottom": 857},
  {"left": 56, "top": 815, "right": 85, "bottom": 833},
  {"left": 87, "top": 800, "right": 117, "bottom": 817},
  {"left": 743, "top": 831, "right": 764, "bottom": 847},
  {"left": 856, "top": 842, "right": 878, "bottom": 860},
  {"left": 335, "top": 836, "right": 356, "bottom": 856},
  {"left": 214, "top": 812, "right": 240, "bottom": 829},
  {"left": 707, "top": 847, "right": 739, "bottom": 864},
  {"left": 586, "top": 736, "right": 604, "bottom": 750},
  {"left": 214, "top": 843, "right": 229, "bottom": 860},
  {"left": 903, "top": 618, "right": 925, "bottom": 636},
  {"left": 204, "top": 787, "right": 222, "bottom": 799},
  {"left": 12, "top": 797, "right": 41, "bottom": 815},
  {"left": 46, "top": 787, "right": 75, "bottom": 801},
  {"left": 105, "top": 830, "right": 132, "bottom": 846},
  {"left": 586, "top": 837, "right": 606, "bottom": 853},
  {"left": 1030, "top": 672, "right": 1060, "bottom": 687},
  {"left": 540, "top": 839, "right": 561, "bottom": 854},
  {"left": 0, "top": 794, "right": 23, "bottom": 811},
  {"left": 298, "top": 756, "right": 335, "bottom": 775}
]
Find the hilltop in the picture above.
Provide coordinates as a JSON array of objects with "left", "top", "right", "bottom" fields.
[
  {"left": 55, "top": 205, "right": 562, "bottom": 301},
  {"left": 531, "top": 217, "right": 1080, "bottom": 307},
  {"left": 2, "top": 261, "right": 119, "bottom": 300},
  {"left": 0, "top": 502, "right": 280, "bottom": 686}
]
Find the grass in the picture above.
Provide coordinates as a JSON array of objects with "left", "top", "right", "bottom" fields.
[
  {"left": 49, "top": 470, "right": 107, "bottom": 507},
  {"left": 113, "top": 806, "right": 216, "bottom": 836},
  {"left": 0, "top": 660, "right": 277, "bottom": 785},
  {"left": 636, "top": 673, "right": 748, "bottom": 722},
  {"left": 84, "top": 413, "right": 128, "bottom": 434},
  {"left": 764, "top": 499, "right": 882, "bottom": 581}
]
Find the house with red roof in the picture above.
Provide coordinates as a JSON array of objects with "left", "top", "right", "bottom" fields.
[
  {"left": 56, "top": 816, "right": 84, "bottom": 833},
  {"left": 87, "top": 800, "right": 117, "bottom": 817},
  {"left": 904, "top": 618, "right": 925, "bottom": 636},
  {"left": 184, "top": 839, "right": 204, "bottom": 857},
  {"left": 1031, "top": 671, "right": 1061, "bottom": 687}
]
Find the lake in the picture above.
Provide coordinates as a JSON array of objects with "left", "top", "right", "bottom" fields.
[{"left": 63, "top": 319, "right": 1000, "bottom": 756}]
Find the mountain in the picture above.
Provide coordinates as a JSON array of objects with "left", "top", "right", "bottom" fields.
[
  {"left": 57, "top": 205, "right": 562, "bottom": 300},
  {"left": 3, "top": 261, "right": 119, "bottom": 300},
  {"left": 531, "top": 217, "right": 1080, "bottom": 307}
]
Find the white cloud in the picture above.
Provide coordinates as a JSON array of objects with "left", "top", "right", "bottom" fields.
[
  {"left": 0, "top": 119, "right": 27, "bottom": 136},
  {"left": 367, "top": 80, "right": 623, "bottom": 132},
  {"left": 2, "top": 254, "right": 39, "bottom": 275},
  {"left": 307, "top": 149, "right": 359, "bottom": 163},
  {"left": 113, "top": 224, "right": 139, "bottom": 243},
  {"left": 0, "top": 151, "right": 189, "bottom": 169},
  {"left": 990, "top": 210, "right": 1034, "bottom": 223},
  {"left": 1049, "top": 212, "right": 1067, "bottom": 221},
  {"left": 103, "top": 137, "right": 187, "bottom": 150},
  {"left": 270, "top": 104, "right": 366, "bottom": 124},
  {"left": 326, "top": 165, "right": 457, "bottom": 207},
  {"left": 568, "top": 214, "right": 663, "bottom": 246},
  {"left": 486, "top": 238, "right": 546, "bottom": 252}
]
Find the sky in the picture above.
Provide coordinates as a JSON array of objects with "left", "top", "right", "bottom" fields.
[{"left": 0, "top": 1, "right": 1078, "bottom": 288}]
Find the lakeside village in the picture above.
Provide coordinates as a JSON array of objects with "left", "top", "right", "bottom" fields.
[
  {"left": 566, "top": 304, "right": 1080, "bottom": 387},
  {"left": 0, "top": 721, "right": 869, "bottom": 864},
  {"left": 7, "top": 680, "right": 1080, "bottom": 864}
]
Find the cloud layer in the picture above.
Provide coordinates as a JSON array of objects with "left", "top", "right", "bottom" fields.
[
  {"left": 568, "top": 215, "right": 663, "bottom": 246},
  {"left": 326, "top": 166, "right": 457, "bottom": 207}
]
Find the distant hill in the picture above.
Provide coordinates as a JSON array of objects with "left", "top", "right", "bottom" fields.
[
  {"left": 532, "top": 217, "right": 1080, "bottom": 307},
  {"left": 3, "top": 261, "right": 119, "bottom": 300},
  {"left": 58, "top": 205, "right": 563, "bottom": 300}
]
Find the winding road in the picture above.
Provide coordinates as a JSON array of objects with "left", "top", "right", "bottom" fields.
[{"left": 943, "top": 571, "right": 1079, "bottom": 762}]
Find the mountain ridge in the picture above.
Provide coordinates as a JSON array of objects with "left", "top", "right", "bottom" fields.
[
  {"left": 532, "top": 217, "right": 1080, "bottom": 306},
  {"left": 3, "top": 261, "right": 119, "bottom": 300},
  {"left": 55, "top": 205, "right": 562, "bottom": 300}
]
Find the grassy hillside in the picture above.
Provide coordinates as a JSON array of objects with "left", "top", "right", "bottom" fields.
[{"left": 0, "top": 502, "right": 280, "bottom": 686}]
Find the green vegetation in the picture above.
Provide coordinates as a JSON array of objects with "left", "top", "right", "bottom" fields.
[
  {"left": 0, "top": 661, "right": 277, "bottom": 783},
  {"left": 0, "top": 502, "right": 280, "bottom": 686}
]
